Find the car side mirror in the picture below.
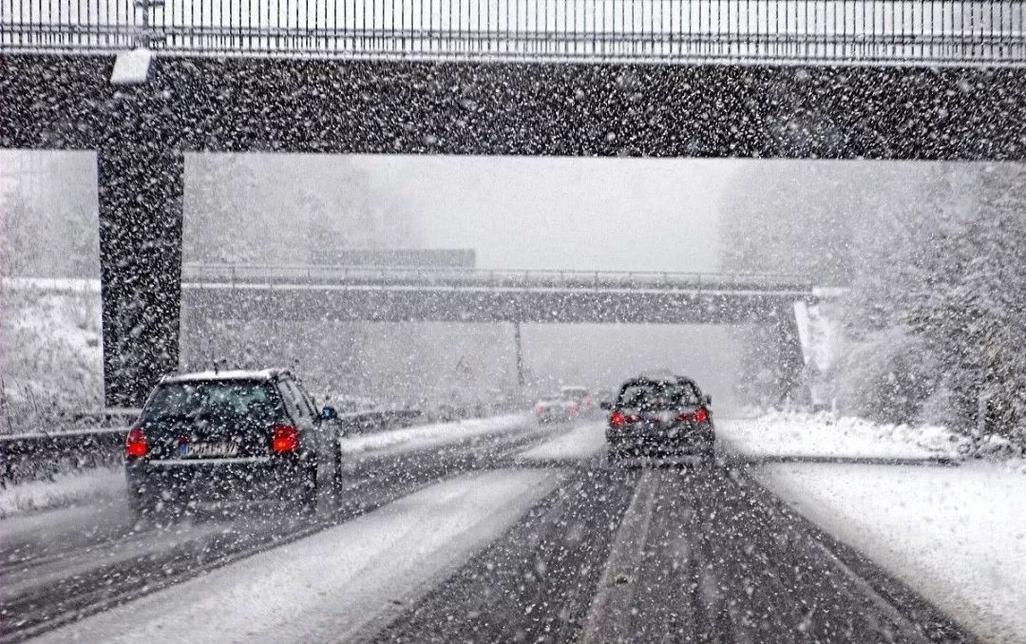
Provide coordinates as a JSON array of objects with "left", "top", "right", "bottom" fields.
[
  {"left": 702, "top": 394, "right": 712, "bottom": 406},
  {"left": 600, "top": 401, "right": 612, "bottom": 410},
  {"left": 320, "top": 406, "right": 338, "bottom": 421}
]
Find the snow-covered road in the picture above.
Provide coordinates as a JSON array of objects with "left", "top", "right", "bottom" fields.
[
  {"left": 515, "top": 419, "right": 607, "bottom": 462},
  {"left": 36, "top": 469, "right": 564, "bottom": 644},
  {"left": 337, "top": 413, "right": 534, "bottom": 457},
  {"left": 5, "top": 412, "right": 1003, "bottom": 643}
]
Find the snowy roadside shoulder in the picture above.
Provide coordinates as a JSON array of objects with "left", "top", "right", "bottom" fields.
[
  {"left": 758, "top": 461, "right": 1026, "bottom": 643},
  {"left": 0, "top": 466, "right": 125, "bottom": 519},
  {"left": 733, "top": 410, "right": 1026, "bottom": 642},
  {"left": 717, "top": 409, "right": 967, "bottom": 461},
  {"left": 338, "top": 413, "right": 531, "bottom": 457}
]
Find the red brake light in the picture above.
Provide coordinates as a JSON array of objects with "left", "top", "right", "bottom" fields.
[
  {"left": 125, "top": 427, "right": 148, "bottom": 458},
  {"left": 677, "top": 407, "right": 710, "bottom": 424},
  {"left": 610, "top": 410, "right": 626, "bottom": 428},
  {"left": 271, "top": 425, "right": 300, "bottom": 454}
]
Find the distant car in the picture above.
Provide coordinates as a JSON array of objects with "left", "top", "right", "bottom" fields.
[
  {"left": 604, "top": 376, "right": 715, "bottom": 462},
  {"left": 124, "top": 369, "right": 339, "bottom": 518},
  {"left": 533, "top": 390, "right": 583, "bottom": 423},
  {"left": 559, "top": 386, "right": 595, "bottom": 415}
]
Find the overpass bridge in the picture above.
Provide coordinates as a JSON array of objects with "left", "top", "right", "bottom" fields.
[
  {"left": 180, "top": 263, "right": 819, "bottom": 394},
  {"left": 3, "top": 1, "right": 1025, "bottom": 406},
  {"left": 4, "top": 0, "right": 1026, "bottom": 66},
  {"left": 181, "top": 264, "right": 816, "bottom": 324}
]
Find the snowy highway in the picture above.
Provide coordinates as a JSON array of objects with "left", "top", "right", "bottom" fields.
[{"left": 0, "top": 413, "right": 979, "bottom": 643}]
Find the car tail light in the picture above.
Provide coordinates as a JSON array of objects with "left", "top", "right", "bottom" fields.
[
  {"left": 125, "top": 427, "right": 148, "bottom": 458},
  {"left": 610, "top": 410, "right": 626, "bottom": 428},
  {"left": 570, "top": 404, "right": 580, "bottom": 415},
  {"left": 271, "top": 425, "right": 300, "bottom": 454},
  {"left": 677, "top": 407, "right": 710, "bottom": 424},
  {"left": 534, "top": 403, "right": 544, "bottom": 415}
]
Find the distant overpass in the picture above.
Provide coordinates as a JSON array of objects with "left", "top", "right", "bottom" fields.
[{"left": 180, "top": 264, "right": 817, "bottom": 325}]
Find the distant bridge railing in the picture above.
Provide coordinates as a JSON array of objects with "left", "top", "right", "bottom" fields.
[
  {"left": 3, "top": 0, "right": 1026, "bottom": 66},
  {"left": 181, "top": 262, "right": 815, "bottom": 293}
]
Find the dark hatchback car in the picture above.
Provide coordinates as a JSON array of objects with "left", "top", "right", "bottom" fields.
[
  {"left": 125, "top": 369, "right": 338, "bottom": 518},
  {"left": 603, "top": 376, "right": 715, "bottom": 462}
]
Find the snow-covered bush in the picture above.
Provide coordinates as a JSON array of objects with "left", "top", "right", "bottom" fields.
[
  {"left": 833, "top": 326, "right": 938, "bottom": 425},
  {"left": 721, "top": 162, "right": 1026, "bottom": 448}
]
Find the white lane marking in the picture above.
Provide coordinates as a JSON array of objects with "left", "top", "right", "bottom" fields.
[
  {"left": 580, "top": 469, "right": 659, "bottom": 644},
  {"left": 34, "top": 468, "right": 564, "bottom": 644}
]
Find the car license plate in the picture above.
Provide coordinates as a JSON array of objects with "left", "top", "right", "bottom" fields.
[{"left": 186, "top": 442, "right": 239, "bottom": 458}]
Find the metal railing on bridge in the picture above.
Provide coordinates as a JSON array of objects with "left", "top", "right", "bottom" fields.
[
  {"left": 181, "top": 262, "right": 815, "bottom": 293},
  {"left": 2, "top": 0, "right": 1025, "bottom": 66}
]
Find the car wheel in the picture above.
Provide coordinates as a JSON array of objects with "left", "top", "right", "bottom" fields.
[
  {"left": 332, "top": 447, "right": 344, "bottom": 493},
  {"left": 607, "top": 446, "right": 623, "bottom": 464},
  {"left": 128, "top": 494, "right": 153, "bottom": 521},
  {"left": 699, "top": 444, "right": 716, "bottom": 466},
  {"left": 301, "top": 466, "right": 318, "bottom": 516}
]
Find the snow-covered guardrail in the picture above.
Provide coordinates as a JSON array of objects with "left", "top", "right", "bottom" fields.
[
  {"left": 0, "top": 427, "right": 129, "bottom": 486},
  {"left": 0, "top": 409, "right": 425, "bottom": 485},
  {"left": 335, "top": 409, "right": 423, "bottom": 435}
]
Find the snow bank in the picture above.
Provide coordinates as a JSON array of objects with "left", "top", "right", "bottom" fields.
[
  {"left": 39, "top": 469, "right": 563, "bottom": 644},
  {"left": 759, "top": 461, "right": 1026, "bottom": 643},
  {"left": 718, "top": 410, "right": 966, "bottom": 460},
  {"left": 517, "top": 421, "right": 607, "bottom": 461},
  {"left": 338, "top": 413, "right": 529, "bottom": 456},
  {"left": 0, "top": 466, "right": 124, "bottom": 519}
]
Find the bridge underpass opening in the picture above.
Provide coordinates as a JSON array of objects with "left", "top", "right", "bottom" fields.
[
  {"left": 175, "top": 152, "right": 1000, "bottom": 416},
  {"left": 1, "top": 150, "right": 1004, "bottom": 411},
  {"left": 0, "top": 150, "right": 105, "bottom": 432}
]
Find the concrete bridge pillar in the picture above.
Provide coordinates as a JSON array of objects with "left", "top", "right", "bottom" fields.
[
  {"left": 97, "top": 145, "right": 184, "bottom": 407},
  {"left": 774, "top": 305, "right": 807, "bottom": 405}
]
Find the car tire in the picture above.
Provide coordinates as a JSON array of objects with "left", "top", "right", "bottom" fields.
[
  {"left": 699, "top": 444, "right": 716, "bottom": 466},
  {"left": 301, "top": 466, "right": 318, "bottom": 516},
  {"left": 332, "top": 446, "right": 344, "bottom": 494},
  {"left": 607, "top": 446, "right": 623, "bottom": 464},
  {"left": 128, "top": 494, "right": 152, "bottom": 521}
]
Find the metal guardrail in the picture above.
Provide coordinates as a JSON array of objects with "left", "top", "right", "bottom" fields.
[
  {"left": 0, "top": 408, "right": 422, "bottom": 484},
  {"left": 2, "top": 1, "right": 1025, "bottom": 66},
  {"left": 0, "top": 427, "right": 128, "bottom": 485},
  {"left": 182, "top": 263, "right": 815, "bottom": 292}
]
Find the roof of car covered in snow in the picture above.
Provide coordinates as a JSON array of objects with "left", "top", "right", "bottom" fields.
[
  {"left": 160, "top": 369, "right": 290, "bottom": 383},
  {"left": 620, "top": 375, "right": 700, "bottom": 388}
]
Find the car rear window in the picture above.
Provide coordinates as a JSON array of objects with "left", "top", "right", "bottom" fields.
[
  {"left": 617, "top": 381, "right": 700, "bottom": 410},
  {"left": 143, "top": 380, "right": 283, "bottom": 422}
]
